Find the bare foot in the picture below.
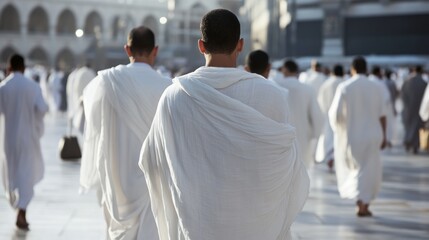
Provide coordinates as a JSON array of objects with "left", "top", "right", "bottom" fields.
[{"left": 16, "top": 209, "right": 29, "bottom": 231}]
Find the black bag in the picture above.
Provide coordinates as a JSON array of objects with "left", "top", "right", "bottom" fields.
[{"left": 59, "top": 136, "right": 81, "bottom": 161}]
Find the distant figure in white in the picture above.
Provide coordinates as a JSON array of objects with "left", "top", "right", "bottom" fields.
[
  {"left": 300, "top": 59, "right": 326, "bottom": 93},
  {"left": 0, "top": 54, "right": 48, "bottom": 230},
  {"left": 140, "top": 9, "right": 309, "bottom": 240},
  {"left": 316, "top": 65, "right": 344, "bottom": 170},
  {"left": 273, "top": 59, "right": 323, "bottom": 168},
  {"left": 66, "top": 64, "right": 96, "bottom": 133},
  {"left": 47, "top": 67, "right": 64, "bottom": 112},
  {"left": 369, "top": 66, "right": 394, "bottom": 147},
  {"left": 80, "top": 26, "right": 170, "bottom": 239},
  {"left": 329, "top": 56, "right": 387, "bottom": 217}
]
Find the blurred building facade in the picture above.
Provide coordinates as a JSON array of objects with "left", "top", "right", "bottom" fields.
[
  {"left": 0, "top": 0, "right": 244, "bottom": 71},
  {"left": 0, "top": 0, "right": 171, "bottom": 70},
  {"left": 241, "top": 0, "right": 429, "bottom": 59}
]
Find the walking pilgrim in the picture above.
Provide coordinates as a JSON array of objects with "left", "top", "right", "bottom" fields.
[
  {"left": 0, "top": 54, "right": 48, "bottom": 230},
  {"left": 300, "top": 59, "right": 326, "bottom": 93},
  {"left": 66, "top": 64, "right": 96, "bottom": 133},
  {"left": 80, "top": 26, "right": 170, "bottom": 239},
  {"left": 139, "top": 9, "right": 309, "bottom": 240},
  {"left": 369, "top": 66, "right": 394, "bottom": 147},
  {"left": 272, "top": 59, "right": 323, "bottom": 168},
  {"left": 315, "top": 65, "right": 345, "bottom": 170},
  {"left": 329, "top": 57, "right": 387, "bottom": 217},
  {"left": 401, "top": 66, "right": 427, "bottom": 153}
]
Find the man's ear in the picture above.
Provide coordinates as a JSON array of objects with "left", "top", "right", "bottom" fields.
[
  {"left": 151, "top": 46, "right": 159, "bottom": 58},
  {"left": 198, "top": 39, "right": 206, "bottom": 54},
  {"left": 124, "top": 45, "right": 132, "bottom": 57},
  {"left": 264, "top": 63, "right": 271, "bottom": 77},
  {"left": 236, "top": 38, "right": 244, "bottom": 53}
]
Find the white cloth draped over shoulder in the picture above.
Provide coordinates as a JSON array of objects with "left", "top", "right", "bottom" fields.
[
  {"left": 139, "top": 67, "right": 309, "bottom": 240},
  {"left": 272, "top": 76, "right": 323, "bottom": 168},
  {"left": 0, "top": 72, "right": 48, "bottom": 209},
  {"left": 329, "top": 75, "right": 385, "bottom": 203},
  {"left": 67, "top": 66, "right": 96, "bottom": 133},
  {"left": 80, "top": 63, "right": 170, "bottom": 240},
  {"left": 315, "top": 76, "right": 343, "bottom": 163}
]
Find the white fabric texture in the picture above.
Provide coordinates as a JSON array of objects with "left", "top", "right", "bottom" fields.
[
  {"left": 139, "top": 67, "right": 309, "bottom": 240},
  {"left": 369, "top": 75, "right": 393, "bottom": 142},
  {"left": 48, "top": 70, "right": 64, "bottom": 111},
  {"left": 67, "top": 66, "right": 96, "bottom": 133},
  {"left": 300, "top": 70, "right": 326, "bottom": 93},
  {"left": 0, "top": 72, "right": 48, "bottom": 209},
  {"left": 80, "top": 63, "right": 170, "bottom": 240},
  {"left": 272, "top": 76, "right": 323, "bottom": 168},
  {"left": 329, "top": 75, "right": 385, "bottom": 203},
  {"left": 315, "top": 76, "right": 343, "bottom": 163},
  {"left": 419, "top": 84, "right": 429, "bottom": 121}
]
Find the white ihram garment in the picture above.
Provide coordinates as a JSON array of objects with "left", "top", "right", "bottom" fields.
[
  {"left": 329, "top": 75, "right": 385, "bottom": 203},
  {"left": 315, "top": 76, "right": 343, "bottom": 163},
  {"left": 419, "top": 84, "right": 429, "bottom": 121},
  {"left": 80, "top": 63, "right": 170, "bottom": 240},
  {"left": 0, "top": 72, "right": 48, "bottom": 209},
  {"left": 272, "top": 76, "right": 323, "bottom": 168},
  {"left": 67, "top": 66, "right": 96, "bottom": 133},
  {"left": 140, "top": 67, "right": 309, "bottom": 240}
]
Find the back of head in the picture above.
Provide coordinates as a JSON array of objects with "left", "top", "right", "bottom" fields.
[
  {"left": 333, "top": 64, "right": 344, "bottom": 77},
  {"left": 8, "top": 54, "right": 25, "bottom": 72},
  {"left": 414, "top": 65, "right": 423, "bottom": 74},
  {"left": 283, "top": 59, "right": 299, "bottom": 74},
  {"left": 200, "top": 9, "right": 240, "bottom": 54},
  {"left": 311, "top": 59, "right": 321, "bottom": 71},
  {"left": 351, "top": 56, "right": 367, "bottom": 74},
  {"left": 371, "top": 65, "right": 381, "bottom": 76},
  {"left": 127, "top": 26, "right": 155, "bottom": 56},
  {"left": 245, "top": 50, "right": 270, "bottom": 75}
]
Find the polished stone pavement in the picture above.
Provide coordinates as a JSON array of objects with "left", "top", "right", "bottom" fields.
[{"left": 1, "top": 115, "right": 428, "bottom": 239}]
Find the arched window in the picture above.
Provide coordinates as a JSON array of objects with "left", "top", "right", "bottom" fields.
[
  {"left": 143, "top": 15, "right": 158, "bottom": 38},
  {"left": 56, "top": 9, "right": 76, "bottom": 35},
  {"left": 28, "top": 6, "right": 49, "bottom": 34},
  {"left": 29, "top": 47, "right": 49, "bottom": 65},
  {"left": 84, "top": 11, "right": 103, "bottom": 36},
  {"left": 1, "top": 46, "right": 18, "bottom": 63},
  {"left": 0, "top": 4, "right": 20, "bottom": 32},
  {"left": 56, "top": 48, "right": 75, "bottom": 70}
]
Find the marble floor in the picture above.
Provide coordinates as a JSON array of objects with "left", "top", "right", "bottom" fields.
[{"left": 1, "top": 114, "right": 428, "bottom": 239}]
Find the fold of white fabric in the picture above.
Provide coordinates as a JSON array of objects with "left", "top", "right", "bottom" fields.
[
  {"left": 140, "top": 67, "right": 309, "bottom": 240},
  {"left": 81, "top": 63, "right": 168, "bottom": 239}
]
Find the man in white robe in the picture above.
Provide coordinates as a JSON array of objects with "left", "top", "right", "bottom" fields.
[
  {"left": 300, "top": 59, "right": 326, "bottom": 93},
  {"left": 80, "top": 26, "right": 170, "bottom": 240},
  {"left": 329, "top": 57, "right": 386, "bottom": 217},
  {"left": 315, "top": 65, "right": 344, "bottom": 170},
  {"left": 139, "top": 9, "right": 309, "bottom": 240},
  {"left": 0, "top": 54, "right": 48, "bottom": 230},
  {"left": 369, "top": 66, "right": 394, "bottom": 147},
  {"left": 66, "top": 65, "right": 96, "bottom": 133},
  {"left": 48, "top": 67, "right": 64, "bottom": 112},
  {"left": 272, "top": 59, "right": 323, "bottom": 168},
  {"left": 244, "top": 49, "right": 271, "bottom": 78}
]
